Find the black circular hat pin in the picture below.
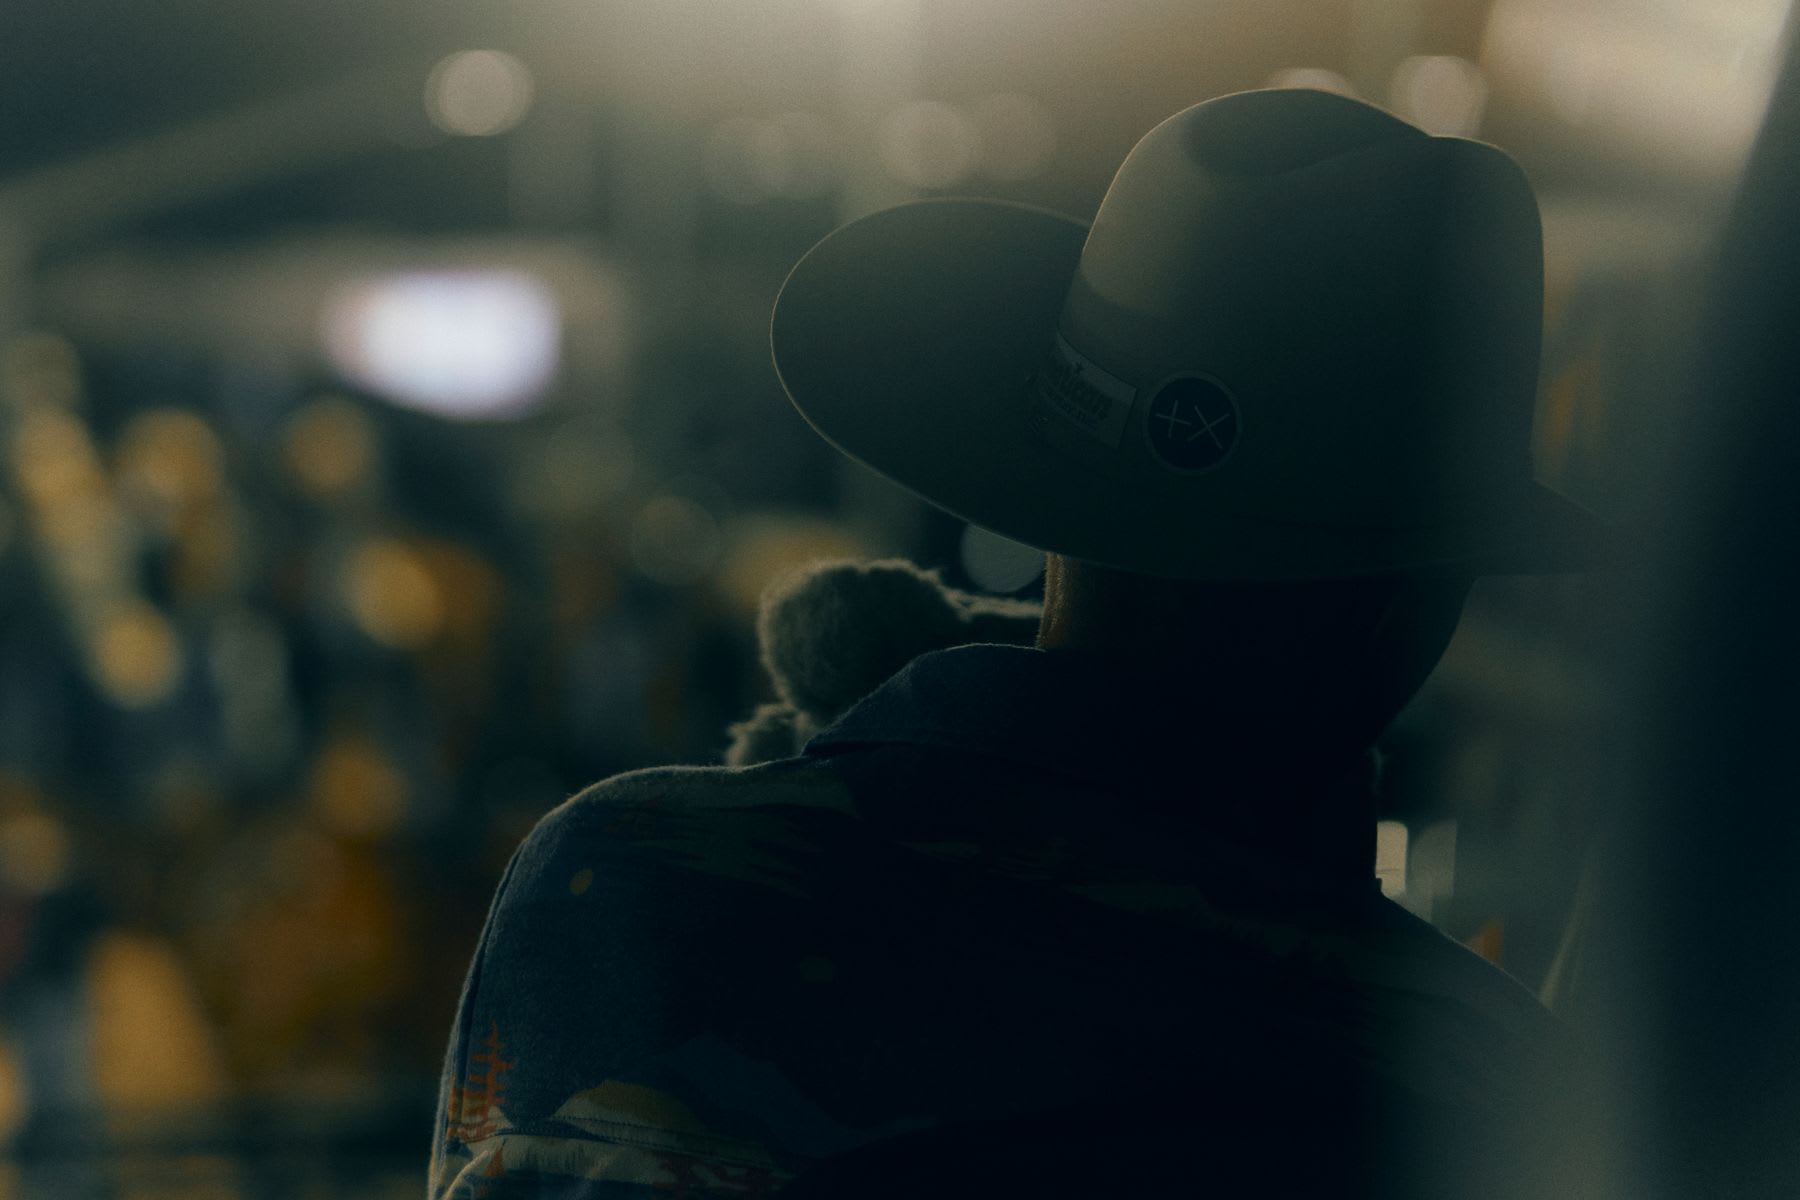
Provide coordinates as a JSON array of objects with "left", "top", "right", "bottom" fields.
[{"left": 1144, "top": 375, "right": 1240, "bottom": 473}]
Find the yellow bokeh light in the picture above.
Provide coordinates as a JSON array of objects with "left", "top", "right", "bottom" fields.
[
  {"left": 175, "top": 507, "right": 243, "bottom": 599},
  {"left": 0, "top": 1040, "right": 26, "bottom": 1144},
  {"left": 91, "top": 601, "right": 183, "bottom": 709},
  {"left": 13, "top": 408, "right": 105, "bottom": 509},
  {"left": 116, "top": 408, "right": 225, "bottom": 512},
  {"left": 308, "top": 735, "right": 410, "bottom": 840},
  {"left": 415, "top": 541, "right": 502, "bottom": 644},
  {"left": 87, "top": 932, "right": 230, "bottom": 1110},
  {"left": 34, "top": 490, "right": 111, "bottom": 552},
  {"left": 283, "top": 395, "right": 377, "bottom": 501},
  {"left": 343, "top": 538, "right": 444, "bottom": 648}
]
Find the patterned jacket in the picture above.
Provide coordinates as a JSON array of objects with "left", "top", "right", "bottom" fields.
[{"left": 430, "top": 644, "right": 1576, "bottom": 1197}]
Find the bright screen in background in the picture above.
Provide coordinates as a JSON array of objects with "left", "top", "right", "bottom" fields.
[{"left": 320, "top": 270, "right": 562, "bottom": 420}]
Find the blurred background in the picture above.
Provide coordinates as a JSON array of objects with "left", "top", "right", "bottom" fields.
[{"left": 0, "top": 0, "right": 1789, "bottom": 1195}]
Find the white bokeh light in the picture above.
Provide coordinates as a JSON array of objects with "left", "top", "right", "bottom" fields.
[
  {"left": 1389, "top": 55, "right": 1489, "bottom": 137},
  {"left": 959, "top": 524, "right": 1044, "bottom": 594},
  {"left": 321, "top": 270, "right": 561, "bottom": 420},
  {"left": 879, "top": 100, "right": 980, "bottom": 190},
  {"left": 425, "top": 50, "right": 535, "bottom": 137}
]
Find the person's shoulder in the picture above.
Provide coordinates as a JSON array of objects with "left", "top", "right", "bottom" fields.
[
  {"left": 507, "top": 756, "right": 862, "bottom": 901},
  {"left": 541, "top": 756, "right": 855, "bottom": 835}
]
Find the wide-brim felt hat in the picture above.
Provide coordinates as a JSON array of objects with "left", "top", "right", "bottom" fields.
[{"left": 771, "top": 88, "right": 1607, "bottom": 581}]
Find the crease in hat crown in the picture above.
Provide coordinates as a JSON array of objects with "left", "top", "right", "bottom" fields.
[
  {"left": 1052, "top": 88, "right": 1543, "bottom": 529},
  {"left": 769, "top": 87, "right": 1604, "bottom": 580}
]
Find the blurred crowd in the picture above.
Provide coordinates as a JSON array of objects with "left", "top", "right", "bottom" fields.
[{"left": 0, "top": 326, "right": 875, "bottom": 1156}]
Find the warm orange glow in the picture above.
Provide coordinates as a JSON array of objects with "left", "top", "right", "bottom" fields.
[
  {"left": 14, "top": 408, "right": 105, "bottom": 510},
  {"left": 283, "top": 395, "right": 379, "bottom": 501},
  {"left": 343, "top": 538, "right": 444, "bottom": 648},
  {"left": 115, "top": 408, "right": 225, "bottom": 514},
  {"left": 88, "top": 932, "right": 230, "bottom": 1109},
  {"left": 91, "top": 601, "right": 183, "bottom": 708},
  {"left": 309, "top": 735, "right": 410, "bottom": 840},
  {"left": 0, "top": 1040, "right": 27, "bottom": 1143}
]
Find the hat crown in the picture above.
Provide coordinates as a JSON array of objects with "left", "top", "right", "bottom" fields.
[
  {"left": 1053, "top": 89, "right": 1543, "bottom": 527},
  {"left": 1172, "top": 86, "right": 1425, "bottom": 176},
  {"left": 770, "top": 88, "right": 1600, "bottom": 579}
]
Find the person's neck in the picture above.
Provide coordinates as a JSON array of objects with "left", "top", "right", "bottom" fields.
[{"left": 1022, "top": 641, "right": 1383, "bottom": 880}]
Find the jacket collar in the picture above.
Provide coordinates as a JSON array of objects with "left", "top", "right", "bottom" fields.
[{"left": 806, "top": 643, "right": 1379, "bottom": 884}]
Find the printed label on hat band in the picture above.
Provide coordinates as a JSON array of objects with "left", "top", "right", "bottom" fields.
[{"left": 1030, "top": 332, "right": 1134, "bottom": 449}]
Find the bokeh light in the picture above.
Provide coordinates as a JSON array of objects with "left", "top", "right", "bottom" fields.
[
  {"left": 115, "top": 407, "right": 225, "bottom": 519},
  {"left": 321, "top": 270, "right": 561, "bottom": 420},
  {"left": 342, "top": 538, "right": 444, "bottom": 649},
  {"left": 308, "top": 735, "right": 410, "bottom": 840},
  {"left": 879, "top": 100, "right": 980, "bottom": 189},
  {"left": 1403, "top": 819, "right": 1459, "bottom": 920},
  {"left": 959, "top": 524, "right": 1045, "bottom": 594},
  {"left": 0, "top": 1048, "right": 23, "bottom": 1146},
  {"left": 91, "top": 601, "right": 183, "bottom": 709},
  {"left": 282, "top": 395, "right": 379, "bottom": 502},
  {"left": 88, "top": 934, "right": 230, "bottom": 1110},
  {"left": 1388, "top": 55, "right": 1489, "bottom": 136},
  {"left": 37, "top": 504, "right": 112, "bottom": 591},
  {"left": 425, "top": 50, "right": 535, "bottom": 138},
  {"left": 14, "top": 407, "right": 105, "bottom": 510},
  {"left": 1375, "top": 819, "right": 1409, "bottom": 899}
]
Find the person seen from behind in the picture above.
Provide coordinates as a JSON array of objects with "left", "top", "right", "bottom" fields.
[{"left": 431, "top": 88, "right": 1607, "bottom": 1198}]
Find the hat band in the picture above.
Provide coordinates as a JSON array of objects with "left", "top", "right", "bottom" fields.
[
  {"left": 1026, "top": 330, "right": 1244, "bottom": 482},
  {"left": 1021, "top": 327, "right": 1508, "bottom": 534},
  {"left": 1028, "top": 331, "right": 1135, "bottom": 451}
]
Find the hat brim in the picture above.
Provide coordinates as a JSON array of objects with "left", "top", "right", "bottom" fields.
[{"left": 771, "top": 197, "right": 1607, "bottom": 581}]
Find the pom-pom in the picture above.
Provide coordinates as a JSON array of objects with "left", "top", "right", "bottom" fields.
[{"left": 728, "top": 558, "right": 1044, "bottom": 765}]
